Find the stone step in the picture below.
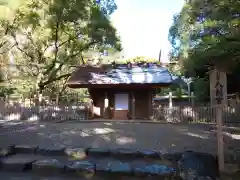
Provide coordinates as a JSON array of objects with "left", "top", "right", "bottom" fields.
[
  {"left": 1, "top": 145, "right": 182, "bottom": 161},
  {"left": 0, "top": 171, "right": 159, "bottom": 180},
  {"left": 0, "top": 145, "right": 221, "bottom": 179},
  {"left": 0, "top": 154, "right": 176, "bottom": 179},
  {"left": 2, "top": 172, "right": 240, "bottom": 180},
  {"left": 4, "top": 144, "right": 238, "bottom": 164},
  {"left": 0, "top": 172, "right": 97, "bottom": 180}
]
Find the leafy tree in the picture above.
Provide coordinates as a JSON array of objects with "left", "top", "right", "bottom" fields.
[
  {"left": 193, "top": 78, "right": 210, "bottom": 102},
  {"left": 168, "top": 0, "right": 240, "bottom": 98},
  {"left": 1, "top": 0, "right": 121, "bottom": 98},
  {"left": 96, "top": 0, "right": 117, "bottom": 16}
]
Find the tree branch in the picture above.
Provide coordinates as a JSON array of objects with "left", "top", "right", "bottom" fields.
[
  {"left": 43, "top": 11, "right": 62, "bottom": 76},
  {"left": 11, "top": 33, "right": 36, "bottom": 63},
  {"left": 58, "top": 32, "right": 82, "bottom": 47},
  {"left": 24, "top": 33, "right": 47, "bottom": 64},
  {"left": 59, "top": 78, "right": 69, "bottom": 94},
  {"left": 54, "top": 19, "right": 60, "bottom": 64},
  {"left": 41, "top": 72, "right": 72, "bottom": 87},
  {"left": 80, "top": 53, "right": 85, "bottom": 64}
]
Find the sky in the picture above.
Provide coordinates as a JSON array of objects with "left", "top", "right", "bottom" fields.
[{"left": 111, "top": 0, "right": 184, "bottom": 62}]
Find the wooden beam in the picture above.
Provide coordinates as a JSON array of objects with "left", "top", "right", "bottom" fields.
[
  {"left": 148, "top": 90, "right": 153, "bottom": 120},
  {"left": 217, "top": 105, "right": 224, "bottom": 171}
]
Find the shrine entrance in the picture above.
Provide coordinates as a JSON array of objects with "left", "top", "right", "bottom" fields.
[{"left": 114, "top": 93, "right": 129, "bottom": 119}]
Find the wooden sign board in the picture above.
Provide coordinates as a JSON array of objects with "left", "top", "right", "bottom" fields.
[
  {"left": 209, "top": 68, "right": 227, "bottom": 107},
  {"left": 209, "top": 68, "right": 227, "bottom": 172}
]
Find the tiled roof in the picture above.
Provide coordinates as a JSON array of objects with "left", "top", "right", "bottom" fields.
[{"left": 67, "top": 64, "right": 173, "bottom": 87}]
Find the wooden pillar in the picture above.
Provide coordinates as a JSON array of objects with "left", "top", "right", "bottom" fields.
[
  {"left": 216, "top": 105, "right": 224, "bottom": 171},
  {"left": 104, "top": 92, "right": 109, "bottom": 118},
  {"left": 132, "top": 92, "right": 135, "bottom": 119},
  {"left": 169, "top": 92, "right": 172, "bottom": 108},
  {"left": 209, "top": 68, "right": 227, "bottom": 172},
  {"left": 191, "top": 92, "right": 194, "bottom": 108},
  {"left": 148, "top": 90, "right": 152, "bottom": 120}
]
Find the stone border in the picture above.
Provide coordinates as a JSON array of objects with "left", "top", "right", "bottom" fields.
[
  {"left": 9, "top": 145, "right": 182, "bottom": 161},
  {"left": 0, "top": 146, "right": 222, "bottom": 179},
  {"left": 0, "top": 145, "right": 181, "bottom": 178},
  {"left": 55, "top": 119, "right": 216, "bottom": 125},
  {"left": 0, "top": 157, "right": 177, "bottom": 178},
  {"left": 0, "top": 145, "right": 15, "bottom": 157}
]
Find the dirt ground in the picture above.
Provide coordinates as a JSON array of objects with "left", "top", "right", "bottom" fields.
[
  {"left": 0, "top": 121, "right": 239, "bottom": 154},
  {"left": 1, "top": 121, "right": 240, "bottom": 179}
]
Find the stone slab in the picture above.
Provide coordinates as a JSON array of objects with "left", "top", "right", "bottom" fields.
[
  {"left": 66, "top": 160, "right": 95, "bottom": 178},
  {"left": 110, "top": 148, "right": 141, "bottom": 158},
  {"left": 137, "top": 150, "right": 160, "bottom": 159},
  {"left": 0, "top": 172, "right": 113, "bottom": 180},
  {"left": 159, "top": 152, "right": 182, "bottom": 162},
  {"left": 65, "top": 148, "right": 87, "bottom": 159},
  {"left": 32, "top": 159, "right": 65, "bottom": 175},
  {"left": 95, "top": 159, "right": 111, "bottom": 173},
  {"left": 0, "top": 155, "right": 36, "bottom": 172},
  {"left": 133, "top": 163, "right": 176, "bottom": 177},
  {"left": 178, "top": 151, "right": 219, "bottom": 180},
  {"left": 36, "top": 147, "right": 66, "bottom": 156},
  {"left": 0, "top": 146, "right": 15, "bottom": 157},
  {"left": 13, "top": 145, "right": 38, "bottom": 154},
  {"left": 87, "top": 148, "right": 110, "bottom": 157},
  {"left": 109, "top": 161, "right": 132, "bottom": 176}
]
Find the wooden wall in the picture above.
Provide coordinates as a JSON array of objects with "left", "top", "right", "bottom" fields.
[{"left": 89, "top": 88, "right": 153, "bottom": 119}]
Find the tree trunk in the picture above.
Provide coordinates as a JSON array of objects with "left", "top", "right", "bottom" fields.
[{"left": 34, "top": 81, "right": 44, "bottom": 106}]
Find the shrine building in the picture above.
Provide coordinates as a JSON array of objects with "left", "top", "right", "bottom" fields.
[{"left": 67, "top": 63, "right": 173, "bottom": 120}]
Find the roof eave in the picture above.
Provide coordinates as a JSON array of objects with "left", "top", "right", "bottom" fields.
[{"left": 67, "top": 82, "right": 173, "bottom": 89}]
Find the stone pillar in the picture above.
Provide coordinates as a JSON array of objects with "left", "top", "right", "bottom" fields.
[
  {"left": 104, "top": 92, "right": 109, "bottom": 118},
  {"left": 132, "top": 92, "right": 135, "bottom": 119}
]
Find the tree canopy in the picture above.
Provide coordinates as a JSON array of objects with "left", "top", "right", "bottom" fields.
[
  {"left": 168, "top": 0, "right": 240, "bottom": 98},
  {"left": 0, "top": 0, "right": 121, "bottom": 97}
]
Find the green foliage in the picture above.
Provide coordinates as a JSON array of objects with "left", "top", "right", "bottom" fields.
[
  {"left": 113, "top": 56, "right": 160, "bottom": 64},
  {"left": 127, "top": 56, "right": 159, "bottom": 63},
  {"left": 168, "top": 0, "right": 240, "bottom": 98},
  {"left": 193, "top": 78, "right": 209, "bottom": 102},
  {"left": 169, "top": 0, "right": 240, "bottom": 71},
  {"left": 97, "top": 0, "right": 117, "bottom": 16},
  {"left": 0, "top": 0, "right": 121, "bottom": 97},
  {"left": 0, "top": 86, "right": 15, "bottom": 97}
]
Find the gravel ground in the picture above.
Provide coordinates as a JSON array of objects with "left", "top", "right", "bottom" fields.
[{"left": 1, "top": 121, "right": 238, "bottom": 154}]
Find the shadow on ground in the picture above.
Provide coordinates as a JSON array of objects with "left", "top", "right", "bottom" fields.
[{"left": 1, "top": 121, "right": 239, "bottom": 155}]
